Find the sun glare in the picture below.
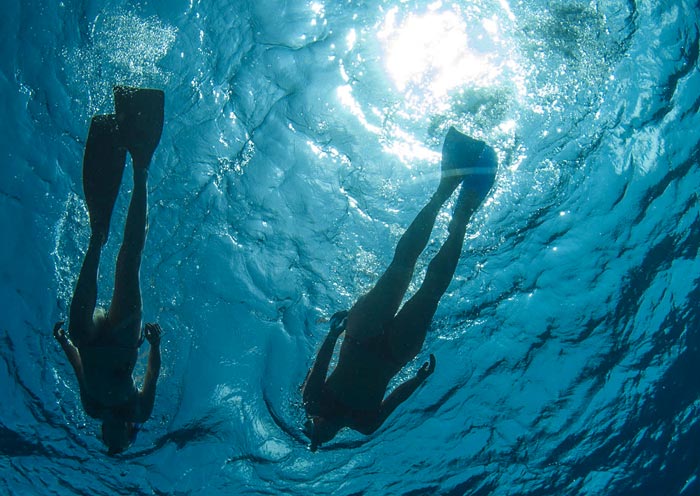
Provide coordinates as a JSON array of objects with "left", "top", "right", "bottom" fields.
[
  {"left": 330, "top": 3, "right": 523, "bottom": 168},
  {"left": 378, "top": 8, "right": 497, "bottom": 110}
]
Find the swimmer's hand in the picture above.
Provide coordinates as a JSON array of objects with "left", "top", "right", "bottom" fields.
[
  {"left": 53, "top": 321, "right": 67, "bottom": 343},
  {"left": 53, "top": 320, "right": 82, "bottom": 374},
  {"left": 416, "top": 354, "right": 436, "bottom": 382},
  {"left": 144, "top": 323, "right": 162, "bottom": 346},
  {"left": 329, "top": 310, "right": 349, "bottom": 337}
]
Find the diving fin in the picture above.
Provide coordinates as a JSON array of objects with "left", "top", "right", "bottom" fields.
[
  {"left": 443, "top": 127, "right": 497, "bottom": 202},
  {"left": 441, "top": 127, "right": 486, "bottom": 180},
  {"left": 82, "top": 114, "right": 126, "bottom": 243},
  {"left": 114, "top": 86, "right": 164, "bottom": 167}
]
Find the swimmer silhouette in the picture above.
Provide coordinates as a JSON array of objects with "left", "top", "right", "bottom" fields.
[
  {"left": 302, "top": 127, "right": 498, "bottom": 451},
  {"left": 53, "top": 86, "right": 164, "bottom": 455}
]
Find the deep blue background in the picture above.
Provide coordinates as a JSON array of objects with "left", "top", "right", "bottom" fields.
[{"left": 1, "top": 0, "right": 699, "bottom": 494}]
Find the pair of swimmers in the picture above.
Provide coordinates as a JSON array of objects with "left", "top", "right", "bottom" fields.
[{"left": 53, "top": 87, "right": 498, "bottom": 454}]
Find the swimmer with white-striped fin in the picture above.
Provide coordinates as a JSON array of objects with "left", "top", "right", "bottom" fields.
[
  {"left": 302, "top": 127, "right": 498, "bottom": 451},
  {"left": 53, "top": 86, "right": 165, "bottom": 455}
]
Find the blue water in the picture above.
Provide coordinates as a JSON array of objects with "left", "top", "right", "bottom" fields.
[{"left": 1, "top": 0, "right": 699, "bottom": 494}]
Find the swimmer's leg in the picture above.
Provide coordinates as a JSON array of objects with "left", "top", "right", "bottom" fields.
[
  {"left": 346, "top": 133, "right": 477, "bottom": 340},
  {"left": 69, "top": 235, "right": 103, "bottom": 347},
  {"left": 70, "top": 116, "right": 126, "bottom": 345},
  {"left": 346, "top": 187, "right": 452, "bottom": 338},
  {"left": 108, "top": 87, "right": 163, "bottom": 345},
  {"left": 108, "top": 166, "right": 147, "bottom": 346},
  {"left": 347, "top": 128, "right": 492, "bottom": 340},
  {"left": 387, "top": 151, "right": 498, "bottom": 364}
]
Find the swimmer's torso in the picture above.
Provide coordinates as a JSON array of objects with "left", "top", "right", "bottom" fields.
[
  {"left": 325, "top": 335, "right": 398, "bottom": 413},
  {"left": 79, "top": 345, "right": 139, "bottom": 408}
]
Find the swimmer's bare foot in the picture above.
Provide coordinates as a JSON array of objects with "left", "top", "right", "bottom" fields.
[{"left": 114, "top": 86, "right": 164, "bottom": 169}]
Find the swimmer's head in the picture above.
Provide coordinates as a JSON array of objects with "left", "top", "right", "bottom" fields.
[{"left": 101, "top": 418, "right": 138, "bottom": 455}]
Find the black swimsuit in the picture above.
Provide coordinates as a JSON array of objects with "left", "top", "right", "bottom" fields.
[
  {"left": 77, "top": 331, "right": 143, "bottom": 421},
  {"left": 320, "top": 328, "right": 404, "bottom": 429},
  {"left": 80, "top": 387, "right": 138, "bottom": 420},
  {"left": 342, "top": 330, "right": 403, "bottom": 371},
  {"left": 322, "top": 384, "right": 379, "bottom": 429}
]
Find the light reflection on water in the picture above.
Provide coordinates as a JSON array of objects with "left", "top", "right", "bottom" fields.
[{"left": 327, "top": 1, "right": 526, "bottom": 169}]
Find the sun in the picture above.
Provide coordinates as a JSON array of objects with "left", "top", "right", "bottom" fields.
[{"left": 378, "top": 7, "right": 497, "bottom": 112}]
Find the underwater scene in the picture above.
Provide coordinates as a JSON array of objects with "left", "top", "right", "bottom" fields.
[{"left": 1, "top": 0, "right": 699, "bottom": 494}]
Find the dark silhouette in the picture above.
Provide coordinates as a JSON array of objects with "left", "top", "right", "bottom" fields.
[
  {"left": 302, "top": 127, "right": 498, "bottom": 451},
  {"left": 53, "top": 86, "right": 164, "bottom": 455}
]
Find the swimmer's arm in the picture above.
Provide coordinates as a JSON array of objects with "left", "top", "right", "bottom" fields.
[
  {"left": 365, "top": 354, "right": 436, "bottom": 434},
  {"left": 53, "top": 323, "right": 101, "bottom": 418},
  {"left": 302, "top": 330, "right": 341, "bottom": 411},
  {"left": 135, "top": 323, "right": 162, "bottom": 423},
  {"left": 302, "top": 312, "right": 348, "bottom": 412},
  {"left": 53, "top": 321, "right": 84, "bottom": 380}
]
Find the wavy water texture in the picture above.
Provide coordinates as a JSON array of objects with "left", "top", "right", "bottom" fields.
[{"left": 1, "top": 0, "right": 699, "bottom": 495}]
